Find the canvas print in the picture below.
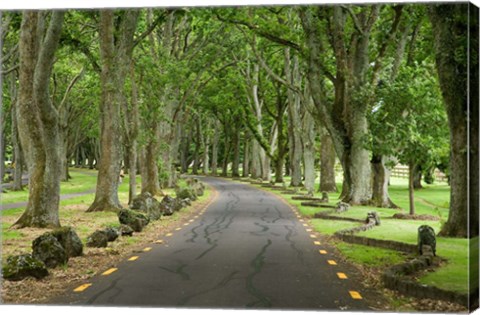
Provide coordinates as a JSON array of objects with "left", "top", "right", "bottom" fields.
[{"left": 0, "top": 0, "right": 478, "bottom": 313}]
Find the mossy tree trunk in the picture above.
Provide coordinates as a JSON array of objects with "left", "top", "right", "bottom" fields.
[{"left": 14, "top": 10, "right": 64, "bottom": 228}]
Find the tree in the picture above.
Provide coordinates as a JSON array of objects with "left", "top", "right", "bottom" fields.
[
  {"left": 429, "top": 3, "right": 478, "bottom": 237},
  {"left": 14, "top": 10, "right": 65, "bottom": 228},
  {"left": 87, "top": 10, "right": 139, "bottom": 212}
]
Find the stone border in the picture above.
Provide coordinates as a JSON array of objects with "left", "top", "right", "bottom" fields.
[
  {"left": 316, "top": 210, "right": 473, "bottom": 307},
  {"left": 382, "top": 256, "right": 472, "bottom": 307}
]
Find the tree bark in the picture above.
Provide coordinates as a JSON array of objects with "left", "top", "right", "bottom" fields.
[
  {"left": 319, "top": 127, "right": 337, "bottom": 193},
  {"left": 429, "top": 3, "right": 477, "bottom": 237},
  {"left": 87, "top": 10, "right": 139, "bottom": 212},
  {"left": 210, "top": 120, "right": 220, "bottom": 176},
  {"left": 14, "top": 10, "right": 64, "bottom": 228},
  {"left": 371, "top": 154, "right": 399, "bottom": 208}
]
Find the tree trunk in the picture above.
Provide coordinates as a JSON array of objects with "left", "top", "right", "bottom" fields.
[
  {"left": 285, "top": 50, "right": 303, "bottom": 187},
  {"left": 87, "top": 10, "right": 139, "bottom": 212},
  {"left": 211, "top": 120, "right": 220, "bottom": 176},
  {"left": 413, "top": 163, "right": 423, "bottom": 189},
  {"left": 319, "top": 127, "right": 337, "bottom": 193},
  {"left": 14, "top": 11, "right": 64, "bottom": 228},
  {"left": 371, "top": 154, "right": 399, "bottom": 208},
  {"left": 429, "top": 3, "right": 476, "bottom": 237},
  {"left": 231, "top": 125, "right": 240, "bottom": 177},
  {"left": 11, "top": 100, "right": 24, "bottom": 191},
  {"left": 242, "top": 132, "right": 250, "bottom": 177},
  {"left": 408, "top": 162, "right": 416, "bottom": 215},
  {"left": 302, "top": 105, "right": 316, "bottom": 193}
]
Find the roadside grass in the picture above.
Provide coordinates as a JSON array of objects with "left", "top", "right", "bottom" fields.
[
  {"left": 259, "top": 174, "right": 470, "bottom": 296},
  {"left": 1, "top": 170, "right": 211, "bottom": 265},
  {"left": 1, "top": 168, "right": 98, "bottom": 205}
]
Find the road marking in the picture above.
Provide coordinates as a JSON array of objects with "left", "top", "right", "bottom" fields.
[
  {"left": 128, "top": 256, "right": 139, "bottom": 261},
  {"left": 319, "top": 250, "right": 327, "bottom": 254},
  {"left": 349, "top": 291, "right": 362, "bottom": 299},
  {"left": 302, "top": 223, "right": 308, "bottom": 226},
  {"left": 154, "top": 240, "right": 164, "bottom": 244},
  {"left": 184, "top": 223, "right": 189, "bottom": 226},
  {"left": 189, "top": 219, "right": 194, "bottom": 222},
  {"left": 310, "top": 234, "right": 317, "bottom": 238},
  {"left": 143, "top": 247, "right": 152, "bottom": 252},
  {"left": 327, "top": 260, "right": 337, "bottom": 265},
  {"left": 102, "top": 268, "right": 118, "bottom": 276},
  {"left": 175, "top": 228, "right": 181, "bottom": 231},
  {"left": 166, "top": 233, "right": 173, "bottom": 237},
  {"left": 306, "top": 228, "right": 312, "bottom": 232},
  {"left": 314, "top": 241, "right": 321, "bottom": 245},
  {"left": 74, "top": 283, "right": 92, "bottom": 292},
  {"left": 300, "top": 219, "right": 304, "bottom": 222},
  {"left": 337, "top": 272, "right": 348, "bottom": 279}
]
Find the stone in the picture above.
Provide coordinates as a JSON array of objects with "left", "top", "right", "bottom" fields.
[
  {"left": 118, "top": 209, "right": 150, "bottom": 232},
  {"left": 418, "top": 225, "right": 436, "bottom": 256},
  {"left": 131, "top": 192, "right": 162, "bottom": 221},
  {"left": 160, "top": 195, "right": 177, "bottom": 216},
  {"left": 182, "top": 198, "right": 192, "bottom": 206},
  {"left": 86, "top": 230, "right": 108, "bottom": 248},
  {"left": 119, "top": 224, "right": 134, "bottom": 236},
  {"left": 366, "top": 211, "right": 381, "bottom": 226},
  {"left": 103, "top": 227, "right": 119, "bottom": 242},
  {"left": 2, "top": 254, "right": 49, "bottom": 281},
  {"left": 335, "top": 202, "right": 350, "bottom": 213},
  {"left": 175, "top": 187, "right": 197, "bottom": 201},
  {"left": 32, "top": 233, "right": 68, "bottom": 268},
  {"left": 51, "top": 226, "right": 83, "bottom": 257}
]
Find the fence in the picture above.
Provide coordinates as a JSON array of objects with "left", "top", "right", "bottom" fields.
[{"left": 334, "top": 164, "right": 448, "bottom": 182}]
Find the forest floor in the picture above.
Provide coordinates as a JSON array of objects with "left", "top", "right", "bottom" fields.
[
  {"left": 249, "top": 175, "right": 473, "bottom": 313},
  {"left": 1, "top": 168, "right": 213, "bottom": 304}
]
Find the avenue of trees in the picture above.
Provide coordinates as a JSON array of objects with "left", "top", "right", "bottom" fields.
[{"left": 1, "top": 3, "right": 478, "bottom": 238}]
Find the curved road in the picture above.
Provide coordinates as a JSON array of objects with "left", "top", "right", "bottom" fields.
[{"left": 52, "top": 177, "right": 380, "bottom": 310}]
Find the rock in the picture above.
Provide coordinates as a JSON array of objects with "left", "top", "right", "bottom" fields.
[
  {"left": 175, "top": 187, "right": 197, "bottom": 201},
  {"left": 335, "top": 202, "right": 350, "bottom": 213},
  {"left": 118, "top": 209, "right": 150, "bottom": 232},
  {"left": 366, "top": 211, "right": 381, "bottom": 226},
  {"left": 185, "top": 178, "right": 205, "bottom": 197},
  {"left": 103, "top": 227, "right": 119, "bottom": 242},
  {"left": 131, "top": 192, "right": 162, "bottom": 221},
  {"left": 32, "top": 233, "right": 68, "bottom": 268},
  {"left": 160, "top": 195, "right": 177, "bottom": 215},
  {"left": 418, "top": 225, "right": 436, "bottom": 256},
  {"left": 86, "top": 230, "right": 108, "bottom": 248},
  {"left": 119, "top": 224, "right": 134, "bottom": 236},
  {"left": 2, "top": 254, "right": 49, "bottom": 281},
  {"left": 51, "top": 226, "right": 83, "bottom": 257},
  {"left": 181, "top": 198, "right": 192, "bottom": 207}
]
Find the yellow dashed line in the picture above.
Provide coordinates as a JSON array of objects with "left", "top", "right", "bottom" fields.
[
  {"left": 143, "top": 247, "right": 152, "bottom": 252},
  {"left": 189, "top": 219, "right": 194, "bottom": 222},
  {"left": 302, "top": 223, "right": 308, "bottom": 227},
  {"left": 319, "top": 250, "right": 327, "bottom": 254},
  {"left": 102, "top": 268, "right": 118, "bottom": 276},
  {"left": 128, "top": 256, "right": 139, "bottom": 261},
  {"left": 349, "top": 291, "right": 362, "bottom": 299},
  {"left": 327, "top": 260, "right": 337, "bottom": 265},
  {"left": 310, "top": 234, "right": 317, "bottom": 238},
  {"left": 154, "top": 240, "right": 164, "bottom": 244},
  {"left": 166, "top": 233, "right": 173, "bottom": 237},
  {"left": 306, "top": 229, "right": 312, "bottom": 232},
  {"left": 184, "top": 223, "right": 190, "bottom": 226},
  {"left": 74, "top": 283, "right": 92, "bottom": 292},
  {"left": 314, "top": 241, "right": 321, "bottom": 245},
  {"left": 337, "top": 272, "right": 348, "bottom": 279},
  {"left": 300, "top": 219, "right": 304, "bottom": 222},
  {"left": 175, "top": 228, "right": 182, "bottom": 231}
]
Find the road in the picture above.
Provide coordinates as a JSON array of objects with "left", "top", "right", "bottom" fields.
[{"left": 51, "top": 177, "right": 380, "bottom": 310}]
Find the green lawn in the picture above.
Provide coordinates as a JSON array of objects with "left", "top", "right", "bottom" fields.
[{"left": 260, "top": 174, "right": 472, "bottom": 295}]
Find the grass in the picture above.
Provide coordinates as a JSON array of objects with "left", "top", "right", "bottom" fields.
[
  {"left": 260, "top": 173, "right": 473, "bottom": 296},
  {"left": 1, "top": 169, "right": 211, "bottom": 264}
]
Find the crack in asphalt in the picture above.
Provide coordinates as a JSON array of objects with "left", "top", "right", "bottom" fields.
[{"left": 245, "top": 239, "right": 273, "bottom": 308}]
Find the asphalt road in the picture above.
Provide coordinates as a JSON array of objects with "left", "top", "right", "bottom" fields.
[{"left": 52, "top": 177, "right": 378, "bottom": 311}]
